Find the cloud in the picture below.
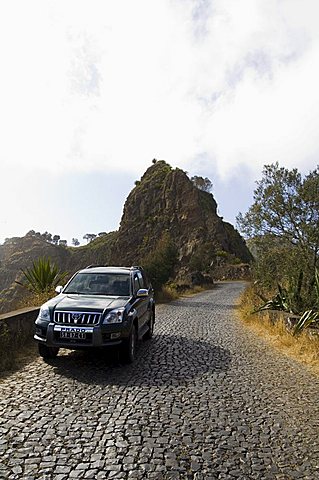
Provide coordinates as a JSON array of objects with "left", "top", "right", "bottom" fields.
[
  {"left": 196, "top": 40, "right": 319, "bottom": 179},
  {"left": 0, "top": 0, "right": 318, "bottom": 182},
  {"left": 68, "top": 32, "right": 102, "bottom": 97}
]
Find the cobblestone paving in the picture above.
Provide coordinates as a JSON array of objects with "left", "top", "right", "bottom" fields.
[{"left": 1, "top": 282, "right": 319, "bottom": 479}]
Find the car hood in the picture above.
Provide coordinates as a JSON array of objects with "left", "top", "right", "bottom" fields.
[{"left": 46, "top": 294, "right": 129, "bottom": 312}]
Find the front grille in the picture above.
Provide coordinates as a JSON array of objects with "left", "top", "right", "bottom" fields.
[{"left": 54, "top": 311, "right": 101, "bottom": 326}]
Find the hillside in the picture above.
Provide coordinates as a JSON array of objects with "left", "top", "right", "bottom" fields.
[
  {"left": 0, "top": 161, "right": 252, "bottom": 313},
  {"left": 0, "top": 233, "right": 117, "bottom": 314}
]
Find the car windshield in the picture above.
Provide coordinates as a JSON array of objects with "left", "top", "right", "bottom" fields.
[{"left": 63, "top": 273, "right": 131, "bottom": 296}]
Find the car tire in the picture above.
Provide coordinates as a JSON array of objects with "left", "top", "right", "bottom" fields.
[
  {"left": 121, "top": 325, "right": 137, "bottom": 364},
  {"left": 38, "top": 343, "right": 60, "bottom": 359},
  {"left": 144, "top": 310, "right": 154, "bottom": 340}
]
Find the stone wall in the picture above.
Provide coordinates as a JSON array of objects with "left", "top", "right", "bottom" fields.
[{"left": 0, "top": 307, "right": 39, "bottom": 371}]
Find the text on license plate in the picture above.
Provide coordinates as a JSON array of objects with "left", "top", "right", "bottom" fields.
[{"left": 60, "top": 331, "right": 86, "bottom": 339}]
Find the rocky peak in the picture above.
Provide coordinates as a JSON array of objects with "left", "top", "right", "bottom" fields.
[{"left": 113, "top": 160, "right": 252, "bottom": 269}]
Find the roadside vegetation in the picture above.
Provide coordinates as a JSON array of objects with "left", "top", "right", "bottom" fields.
[
  {"left": 142, "top": 232, "right": 178, "bottom": 295},
  {"left": 141, "top": 230, "right": 217, "bottom": 301},
  {"left": 0, "top": 338, "right": 37, "bottom": 375},
  {"left": 238, "top": 286, "right": 319, "bottom": 375},
  {"left": 16, "top": 257, "right": 68, "bottom": 308},
  {"left": 156, "top": 284, "right": 210, "bottom": 303},
  {"left": 0, "top": 257, "right": 68, "bottom": 373},
  {"left": 237, "top": 163, "right": 319, "bottom": 372}
]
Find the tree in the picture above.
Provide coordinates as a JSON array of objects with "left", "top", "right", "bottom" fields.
[
  {"left": 237, "top": 163, "right": 319, "bottom": 305},
  {"left": 52, "top": 235, "right": 60, "bottom": 245},
  {"left": 189, "top": 242, "right": 216, "bottom": 273},
  {"left": 72, "top": 238, "right": 80, "bottom": 246},
  {"left": 142, "top": 232, "right": 178, "bottom": 292},
  {"left": 191, "top": 176, "right": 213, "bottom": 192},
  {"left": 59, "top": 240, "right": 67, "bottom": 247},
  {"left": 42, "top": 231, "right": 52, "bottom": 243},
  {"left": 83, "top": 233, "right": 97, "bottom": 243},
  {"left": 237, "top": 163, "right": 319, "bottom": 260}
]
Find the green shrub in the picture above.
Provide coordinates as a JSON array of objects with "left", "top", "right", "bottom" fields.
[
  {"left": 294, "top": 269, "right": 319, "bottom": 335},
  {"left": 189, "top": 242, "right": 215, "bottom": 273},
  {"left": 142, "top": 232, "right": 178, "bottom": 292}
]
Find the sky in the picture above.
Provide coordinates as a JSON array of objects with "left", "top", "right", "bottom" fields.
[{"left": 0, "top": 0, "right": 318, "bottom": 245}]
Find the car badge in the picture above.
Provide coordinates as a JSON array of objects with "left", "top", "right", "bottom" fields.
[{"left": 72, "top": 313, "right": 81, "bottom": 323}]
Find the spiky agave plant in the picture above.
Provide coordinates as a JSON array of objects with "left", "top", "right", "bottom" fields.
[
  {"left": 253, "top": 283, "right": 292, "bottom": 314},
  {"left": 16, "top": 257, "right": 68, "bottom": 294},
  {"left": 253, "top": 270, "right": 304, "bottom": 315},
  {"left": 294, "top": 269, "right": 319, "bottom": 335}
]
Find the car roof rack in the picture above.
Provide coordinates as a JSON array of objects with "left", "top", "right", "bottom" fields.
[
  {"left": 84, "top": 265, "right": 141, "bottom": 271},
  {"left": 85, "top": 264, "right": 105, "bottom": 269}
]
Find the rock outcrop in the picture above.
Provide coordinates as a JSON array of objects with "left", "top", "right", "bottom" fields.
[{"left": 112, "top": 161, "right": 252, "bottom": 268}]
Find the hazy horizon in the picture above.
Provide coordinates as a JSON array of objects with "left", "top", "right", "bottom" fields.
[{"left": 1, "top": 0, "right": 318, "bottom": 245}]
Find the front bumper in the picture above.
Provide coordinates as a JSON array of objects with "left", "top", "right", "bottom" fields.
[{"left": 34, "top": 320, "right": 131, "bottom": 349}]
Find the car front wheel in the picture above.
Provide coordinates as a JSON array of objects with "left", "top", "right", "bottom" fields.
[
  {"left": 38, "top": 343, "right": 60, "bottom": 360},
  {"left": 144, "top": 310, "right": 154, "bottom": 340},
  {"left": 121, "top": 325, "right": 137, "bottom": 364}
]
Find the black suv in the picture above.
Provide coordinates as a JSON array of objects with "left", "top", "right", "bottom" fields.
[{"left": 34, "top": 266, "right": 155, "bottom": 363}]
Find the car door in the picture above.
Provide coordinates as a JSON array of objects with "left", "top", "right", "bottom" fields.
[{"left": 132, "top": 272, "right": 149, "bottom": 331}]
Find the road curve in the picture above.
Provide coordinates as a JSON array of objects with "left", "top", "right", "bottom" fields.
[{"left": 0, "top": 282, "right": 319, "bottom": 479}]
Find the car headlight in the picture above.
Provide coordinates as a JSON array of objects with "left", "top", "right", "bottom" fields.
[
  {"left": 103, "top": 308, "right": 125, "bottom": 324},
  {"left": 39, "top": 306, "right": 50, "bottom": 322}
]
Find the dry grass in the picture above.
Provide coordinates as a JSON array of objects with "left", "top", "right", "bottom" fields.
[
  {"left": 156, "top": 285, "right": 180, "bottom": 303},
  {"left": 17, "top": 290, "right": 55, "bottom": 309},
  {"left": 180, "top": 285, "right": 207, "bottom": 297},
  {"left": 156, "top": 284, "right": 213, "bottom": 303},
  {"left": 238, "top": 285, "right": 319, "bottom": 375}
]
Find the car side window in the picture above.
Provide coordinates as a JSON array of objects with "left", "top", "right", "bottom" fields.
[
  {"left": 141, "top": 270, "right": 150, "bottom": 288},
  {"left": 137, "top": 271, "right": 145, "bottom": 289},
  {"left": 133, "top": 274, "right": 141, "bottom": 294}
]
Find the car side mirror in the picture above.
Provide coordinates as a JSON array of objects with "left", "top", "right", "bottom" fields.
[
  {"left": 136, "top": 288, "right": 148, "bottom": 298},
  {"left": 55, "top": 285, "right": 63, "bottom": 294}
]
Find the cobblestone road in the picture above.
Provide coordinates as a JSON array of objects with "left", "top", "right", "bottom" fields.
[{"left": 1, "top": 282, "right": 319, "bottom": 479}]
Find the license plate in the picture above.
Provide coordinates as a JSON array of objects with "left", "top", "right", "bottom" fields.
[
  {"left": 60, "top": 331, "right": 86, "bottom": 339},
  {"left": 54, "top": 325, "right": 93, "bottom": 340}
]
